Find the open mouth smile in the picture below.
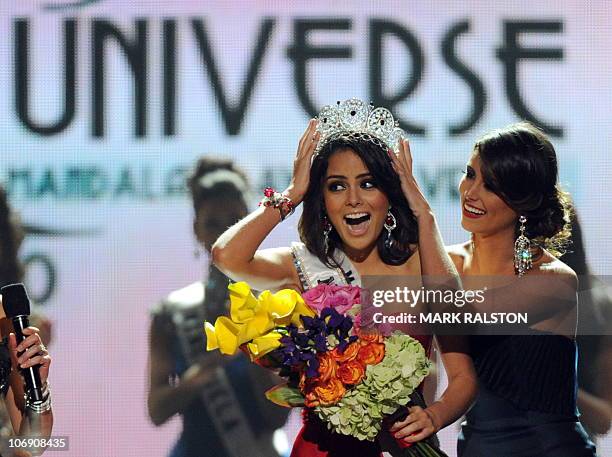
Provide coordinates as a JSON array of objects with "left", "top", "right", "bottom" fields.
[
  {"left": 343, "top": 212, "right": 371, "bottom": 235},
  {"left": 463, "top": 203, "right": 486, "bottom": 219}
]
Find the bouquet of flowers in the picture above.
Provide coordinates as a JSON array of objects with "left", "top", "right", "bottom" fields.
[{"left": 205, "top": 282, "right": 447, "bottom": 457}]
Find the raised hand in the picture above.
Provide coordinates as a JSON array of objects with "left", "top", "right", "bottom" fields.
[
  {"left": 284, "top": 119, "right": 320, "bottom": 206},
  {"left": 388, "top": 138, "right": 432, "bottom": 220}
]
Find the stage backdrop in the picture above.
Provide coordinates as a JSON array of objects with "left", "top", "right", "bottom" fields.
[{"left": 1, "top": 1, "right": 611, "bottom": 456}]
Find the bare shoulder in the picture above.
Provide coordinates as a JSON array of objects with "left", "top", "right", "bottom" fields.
[
  {"left": 532, "top": 251, "right": 578, "bottom": 290},
  {"left": 446, "top": 242, "right": 470, "bottom": 271}
]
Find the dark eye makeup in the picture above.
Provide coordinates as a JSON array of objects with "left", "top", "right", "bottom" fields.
[
  {"left": 326, "top": 177, "right": 377, "bottom": 192},
  {"left": 327, "top": 181, "right": 345, "bottom": 192},
  {"left": 361, "top": 179, "right": 377, "bottom": 189},
  {"left": 464, "top": 165, "right": 476, "bottom": 179}
]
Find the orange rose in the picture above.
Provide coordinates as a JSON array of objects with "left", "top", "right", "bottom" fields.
[
  {"left": 304, "top": 388, "right": 320, "bottom": 408},
  {"left": 337, "top": 360, "right": 366, "bottom": 385},
  {"left": 331, "top": 341, "right": 360, "bottom": 363},
  {"left": 312, "top": 378, "right": 346, "bottom": 406},
  {"left": 357, "top": 342, "right": 385, "bottom": 365},
  {"left": 299, "top": 373, "right": 319, "bottom": 407},
  {"left": 357, "top": 328, "right": 384, "bottom": 344},
  {"left": 317, "top": 352, "right": 338, "bottom": 382}
]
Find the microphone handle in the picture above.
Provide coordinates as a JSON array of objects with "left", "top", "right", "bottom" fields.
[{"left": 12, "top": 315, "right": 44, "bottom": 403}]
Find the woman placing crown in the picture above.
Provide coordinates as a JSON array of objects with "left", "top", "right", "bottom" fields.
[
  {"left": 448, "top": 123, "right": 597, "bottom": 457},
  {"left": 212, "top": 99, "right": 476, "bottom": 456}
]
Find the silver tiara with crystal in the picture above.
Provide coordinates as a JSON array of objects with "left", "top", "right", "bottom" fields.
[{"left": 315, "top": 98, "right": 406, "bottom": 156}]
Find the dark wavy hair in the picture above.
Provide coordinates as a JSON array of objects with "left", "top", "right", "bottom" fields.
[
  {"left": 187, "top": 157, "right": 249, "bottom": 210},
  {"left": 0, "top": 186, "right": 25, "bottom": 287},
  {"left": 474, "top": 122, "right": 572, "bottom": 257},
  {"left": 298, "top": 135, "right": 418, "bottom": 267}
]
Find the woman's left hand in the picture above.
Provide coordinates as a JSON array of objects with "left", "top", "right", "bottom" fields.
[
  {"left": 10, "top": 327, "right": 51, "bottom": 385},
  {"left": 389, "top": 405, "right": 437, "bottom": 444},
  {"left": 389, "top": 138, "right": 432, "bottom": 219}
]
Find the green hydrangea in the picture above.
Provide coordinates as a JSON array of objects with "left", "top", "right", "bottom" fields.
[{"left": 314, "top": 332, "right": 431, "bottom": 441}]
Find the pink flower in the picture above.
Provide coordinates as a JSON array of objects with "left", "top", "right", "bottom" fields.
[
  {"left": 353, "top": 293, "right": 392, "bottom": 336},
  {"left": 303, "top": 284, "right": 360, "bottom": 316},
  {"left": 302, "top": 284, "right": 332, "bottom": 313},
  {"left": 327, "top": 285, "right": 360, "bottom": 315}
]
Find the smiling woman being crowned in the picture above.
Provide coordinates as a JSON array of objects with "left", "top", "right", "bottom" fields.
[{"left": 212, "top": 99, "right": 477, "bottom": 456}]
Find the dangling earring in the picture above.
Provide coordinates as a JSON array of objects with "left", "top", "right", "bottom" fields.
[
  {"left": 514, "top": 215, "right": 533, "bottom": 277},
  {"left": 323, "top": 216, "right": 332, "bottom": 253},
  {"left": 384, "top": 209, "right": 397, "bottom": 249}
]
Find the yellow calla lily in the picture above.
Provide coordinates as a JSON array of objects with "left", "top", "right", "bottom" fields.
[
  {"left": 290, "top": 294, "right": 316, "bottom": 327},
  {"left": 204, "top": 322, "right": 219, "bottom": 351},
  {"left": 237, "top": 316, "right": 275, "bottom": 344},
  {"left": 253, "top": 308, "right": 275, "bottom": 334},
  {"left": 259, "top": 290, "right": 295, "bottom": 325},
  {"left": 211, "top": 316, "right": 243, "bottom": 355},
  {"left": 229, "top": 281, "right": 260, "bottom": 323},
  {"left": 247, "top": 331, "right": 283, "bottom": 360},
  {"left": 205, "top": 284, "right": 318, "bottom": 356}
]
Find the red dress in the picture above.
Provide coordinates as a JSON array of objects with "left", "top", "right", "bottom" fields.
[{"left": 290, "top": 409, "right": 383, "bottom": 457}]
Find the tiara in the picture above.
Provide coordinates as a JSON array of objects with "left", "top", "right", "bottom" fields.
[{"left": 315, "top": 98, "right": 406, "bottom": 156}]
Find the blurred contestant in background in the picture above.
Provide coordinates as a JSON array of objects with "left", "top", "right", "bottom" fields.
[
  {"left": 147, "top": 158, "right": 287, "bottom": 457},
  {"left": 0, "top": 186, "right": 53, "bottom": 456}
]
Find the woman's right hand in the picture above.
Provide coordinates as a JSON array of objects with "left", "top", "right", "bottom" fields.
[
  {"left": 285, "top": 119, "right": 320, "bottom": 205},
  {"left": 12, "top": 327, "right": 51, "bottom": 385}
]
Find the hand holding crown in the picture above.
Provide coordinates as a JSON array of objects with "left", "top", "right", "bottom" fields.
[
  {"left": 284, "top": 119, "right": 320, "bottom": 206},
  {"left": 389, "top": 138, "right": 432, "bottom": 220},
  {"left": 284, "top": 98, "right": 431, "bottom": 218}
]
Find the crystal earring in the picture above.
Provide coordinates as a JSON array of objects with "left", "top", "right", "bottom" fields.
[
  {"left": 384, "top": 209, "right": 397, "bottom": 249},
  {"left": 514, "top": 215, "right": 533, "bottom": 277},
  {"left": 323, "top": 216, "right": 332, "bottom": 253}
]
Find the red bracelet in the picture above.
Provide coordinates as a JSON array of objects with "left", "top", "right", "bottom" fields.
[{"left": 259, "top": 187, "right": 295, "bottom": 221}]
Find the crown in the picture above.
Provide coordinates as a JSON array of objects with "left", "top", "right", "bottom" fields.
[{"left": 315, "top": 98, "right": 406, "bottom": 156}]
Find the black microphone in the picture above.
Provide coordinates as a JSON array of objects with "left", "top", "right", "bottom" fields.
[{"left": 1, "top": 283, "right": 44, "bottom": 403}]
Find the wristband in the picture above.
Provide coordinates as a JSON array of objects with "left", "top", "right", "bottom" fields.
[
  {"left": 259, "top": 187, "right": 295, "bottom": 221},
  {"left": 24, "top": 382, "right": 52, "bottom": 414}
]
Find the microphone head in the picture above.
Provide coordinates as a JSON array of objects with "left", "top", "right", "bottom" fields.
[{"left": 1, "top": 283, "right": 31, "bottom": 317}]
